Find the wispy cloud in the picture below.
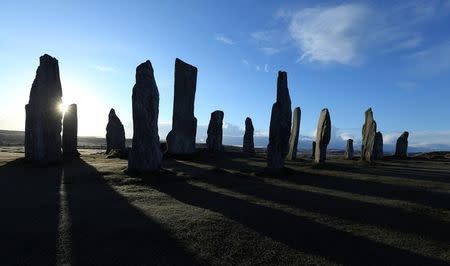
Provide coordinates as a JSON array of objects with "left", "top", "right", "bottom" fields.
[
  {"left": 215, "top": 33, "right": 235, "bottom": 45},
  {"left": 90, "top": 65, "right": 117, "bottom": 73},
  {"left": 241, "top": 59, "right": 249, "bottom": 65},
  {"left": 264, "top": 64, "right": 269, "bottom": 72},
  {"left": 284, "top": 1, "right": 449, "bottom": 65},
  {"left": 407, "top": 41, "right": 450, "bottom": 76},
  {"left": 255, "top": 65, "right": 261, "bottom": 71},
  {"left": 261, "top": 47, "right": 280, "bottom": 55},
  {"left": 396, "top": 81, "right": 418, "bottom": 90}
]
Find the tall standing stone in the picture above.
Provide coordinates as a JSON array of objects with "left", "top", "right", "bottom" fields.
[
  {"left": 395, "top": 131, "right": 409, "bottom": 158},
  {"left": 345, "top": 139, "right": 354, "bottom": 160},
  {"left": 311, "top": 141, "right": 316, "bottom": 159},
  {"left": 267, "top": 71, "right": 292, "bottom": 169},
  {"left": 106, "top": 108, "right": 126, "bottom": 155},
  {"left": 25, "top": 54, "right": 63, "bottom": 165},
  {"left": 243, "top": 117, "right": 255, "bottom": 154},
  {"left": 206, "top": 110, "right": 224, "bottom": 152},
  {"left": 373, "top": 131, "right": 383, "bottom": 159},
  {"left": 166, "top": 58, "right": 198, "bottom": 155},
  {"left": 128, "top": 61, "right": 162, "bottom": 172},
  {"left": 314, "top": 108, "right": 331, "bottom": 163},
  {"left": 62, "top": 104, "right": 78, "bottom": 156},
  {"left": 361, "top": 108, "right": 377, "bottom": 162},
  {"left": 286, "top": 107, "right": 301, "bottom": 160}
]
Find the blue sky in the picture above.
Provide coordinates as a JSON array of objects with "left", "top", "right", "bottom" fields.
[{"left": 1, "top": 0, "right": 450, "bottom": 150}]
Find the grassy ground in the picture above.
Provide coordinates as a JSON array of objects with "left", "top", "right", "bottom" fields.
[{"left": 0, "top": 148, "right": 449, "bottom": 265}]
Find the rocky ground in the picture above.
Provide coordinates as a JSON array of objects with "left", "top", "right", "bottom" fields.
[{"left": 0, "top": 147, "right": 449, "bottom": 265}]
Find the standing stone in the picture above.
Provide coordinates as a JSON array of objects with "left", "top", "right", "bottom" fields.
[
  {"left": 25, "top": 54, "right": 63, "bottom": 165},
  {"left": 206, "top": 110, "right": 224, "bottom": 152},
  {"left": 62, "top": 104, "right": 79, "bottom": 156},
  {"left": 314, "top": 108, "right": 331, "bottom": 163},
  {"left": 166, "top": 58, "right": 198, "bottom": 155},
  {"left": 267, "top": 71, "right": 292, "bottom": 169},
  {"left": 344, "top": 139, "right": 354, "bottom": 160},
  {"left": 106, "top": 108, "right": 126, "bottom": 155},
  {"left": 243, "top": 117, "right": 255, "bottom": 154},
  {"left": 395, "top": 131, "right": 409, "bottom": 158},
  {"left": 311, "top": 141, "right": 316, "bottom": 159},
  {"left": 24, "top": 104, "right": 31, "bottom": 161},
  {"left": 286, "top": 107, "right": 301, "bottom": 160},
  {"left": 128, "top": 61, "right": 162, "bottom": 172},
  {"left": 373, "top": 132, "right": 383, "bottom": 160},
  {"left": 361, "top": 108, "right": 377, "bottom": 162}
]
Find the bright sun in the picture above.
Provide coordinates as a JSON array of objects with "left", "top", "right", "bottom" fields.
[{"left": 58, "top": 102, "right": 68, "bottom": 114}]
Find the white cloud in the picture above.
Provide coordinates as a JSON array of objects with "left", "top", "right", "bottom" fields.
[
  {"left": 251, "top": 31, "right": 273, "bottom": 42},
  {"left": 289, "top": 4, "right": 370, "bottom": 65},
  {"left": 241, "top": 59, "right": 249, "bottom": 65},
  {"left": 255, "top": 65, "right": 261, "bottom": 71},
  {"left": 214, "top": 34, "right": 235, "bottom": 45},
  {"left": 407, "top": 41, "right": 450, "bottom": 76},
  {"left": 261, "top": 47, "right": 280, "bottom": 55},
  {"left": 264, "top": 64, "right": 269, "bottom": 72}
]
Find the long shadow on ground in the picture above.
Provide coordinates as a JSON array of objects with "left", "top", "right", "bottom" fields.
[
  {"left": 142, "top": 160, "right": 448, "bottom": 265},
  {"left": 170, "top": 159, "right": 450, "bottom": 242},
  {"left": 186, "top": 153, "right": 450, "bottom": 210},
  {"left": 0, "top": 159, "right": 62, "bottom": 265},
  {"left": 63, "top": 157, "right": 202, "bottom": 265}
]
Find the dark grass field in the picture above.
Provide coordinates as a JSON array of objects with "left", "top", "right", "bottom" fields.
[{"left": 0, "top": 148, "right": 449, "bottom": 265}]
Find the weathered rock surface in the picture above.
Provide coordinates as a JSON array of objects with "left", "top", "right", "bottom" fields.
[
  {"left": 374, "top": 131, "right": 384, "bottom": 160},
  {"left": 267, "top": 71, "right": 292, "bottom": 169},
  {"left": 166, "top": 58, "right": 198, "bottom": 155},
  {"left": 286, "top": 107, "right": 301, "bottom": 160},
  {"left": 314, "top": 109, "right": 331, "bottom": 163},
  {"left": 361, "top": 108, "right": 377, "bottom": 162},
  {"left": 395, "top": 131, "right": 409, "bottom": 158},
  {"left": 312, "top": 141, "right": 316, "bottom": 159},
  {"left": 25, "top": 54, "right": 63, "bottom": 165},
  {"left": 128, "top": 60, "right": 162, "bottom": 172},
  {"left": 243, "top": 117, "right": 254, "bottom": 153},
  {"left": 62, "top": 104, "right": 79, "bottom": 156},
  {"left": 345, "top": 139, "right": 354, "bottom": 160},
  {"left": 106, "top": 108, "right": 126, "bottom": 155},
  {"left": 206, "top": 110, "right": 224, "bottom": 152}
]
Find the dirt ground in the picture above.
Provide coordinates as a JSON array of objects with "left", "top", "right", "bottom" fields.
[{"left": 0, "top": 147, "right": 449, "bottom": 265}]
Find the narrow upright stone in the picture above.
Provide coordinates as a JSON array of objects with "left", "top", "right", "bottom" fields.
[
  {"left": 62, "top": 104, "right": 78, "bottom": 156},
  {"left": 373, "top": 132, "right": 383, "bottom": 159},
  {"left": 395, "top": 131, "right": 409, "bottom": 158},
  {"left": 345, "top": 139, "right": 354, "bottom": 160},
  {"left": 25, "top": 54, "right": 63, "bottom": 165},
  {"left": 361, "top": 108, "right": 377, "bottom": 162},
  {"left": 267, "top": 71, "right": 292, "bottom": 170},
  {"left": 311, "top": 141, "right": 316, "bottom": 159},
  {"left": 314, "top": 109, "right": 331, "bottom": 163},
  {"left": 128, "top": 61, "right": 162, "bottom": 172},
  {"left": 286, "top": 107, "right": 301, "bottom": 160},
  {"left": 206, "top": 110, "right": 224, "bottom": 152},
  {"left": 243, "top": 117, "right": 255, "bottom": 154},
  {"left": 166, "top": 58, "right": 198, "bottom": 155},
  {"left": 106, "top": 108, "right": 126, "bottom": 155}
]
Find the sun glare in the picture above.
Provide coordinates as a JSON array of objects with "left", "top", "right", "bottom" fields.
[{"left": 58, "top": 102, "right": 68, "bottom": 114}]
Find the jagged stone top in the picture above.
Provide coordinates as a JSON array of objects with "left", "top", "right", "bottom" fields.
[
  {"left": 276, "top": 71, "right": 290, "bottom": 104},
  {"left": 245, "top": 117, "right": 254, "bottom": 130},
  {"left": 29, "top": 54, "right": 62, "bottom": 103},
  {"left": 109, "top": 108, "right": 117, "bottom": 117},
  {"left": 135, "top": 60, "right": 157, "bottom": 87},
  {"left": 175, "top": 58, "right": 198, "bottom": 72},
  {"left": 399, "top": 131, "right": 409, "bottom": 139}
]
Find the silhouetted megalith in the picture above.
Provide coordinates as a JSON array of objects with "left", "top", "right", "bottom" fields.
[
  {"left": 361, "top": 108, "right": 377, "bottom": 162},
  {"left": 206, "top": 110, "right": 224, "bottom": 152},
  {"left": 25, "top": 54, "right": 63, "bottom": 165},
  {"left": 286, "top": 107, "right": 301, "bottom": 160},
  {"left": 395, "top": 131, "right": 409, "bottom": 158},
  {"left": 166, "top": 58, "right": 198, "bottom": 155},
  {"left": 62, "top": 104, "right": 79, "bottom": 156},
  {"left": 128, "top": 60, "right": 162, "bottom": 172},
  {"left": 267, "top": 71, "right": 292, "bottom": 169},
  {"left": 243, "top": 117, "right": 255, "bottom": 154},
  {"left": 314, "top": 108, "right": 331, "bottom": 163},
  {"left": 345, "top": 139, "right": 354, "bottom": 160},
  {"left": 374, "top": 131, "right": 383, "bottom": 159},
  {"left": 311, "top": 141, "right": 316, "bottom": 159},
  {"left": 106, "top": 108, "right": 126, "bottom": 155}
]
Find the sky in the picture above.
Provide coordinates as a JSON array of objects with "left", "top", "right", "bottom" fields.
[{"left": 0, "top": 0, "right": 450, "bottom": 150}]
